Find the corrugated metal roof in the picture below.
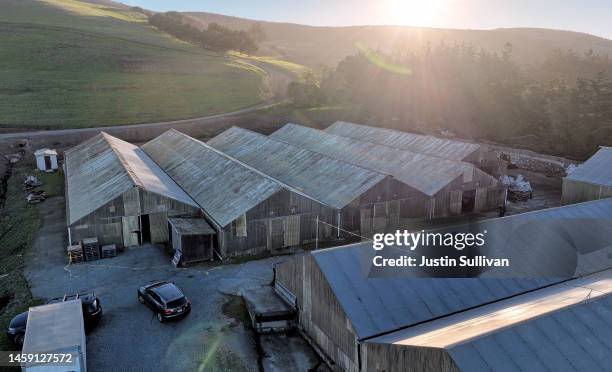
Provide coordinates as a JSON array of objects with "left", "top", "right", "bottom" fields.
[
  {"left": 566, "top": 147, "right": 612, "bottom": 187},
  {"left": 168, "top": 218, "right": 216, "bottom": 235},
  {"left": 142, "top": 129, "right": 283, "bottom": 227},
  {"left": 367, "top": 270, "right": 612, "bottom": 371},
  {"left": 310, "top": 198, "right": 612, "bottom": 340},
  {"left": 447, "top": 294, "right": 612, "bottom": 372},
  {"left": 326, "top": 121, "right": 480, "bottom": 161},
  {"left": 208, "top": 127, "right": 386, "bottom": 209},
  {"left": 368, "top": 269, "right": 612, "bottom": 347},
  {"left": 271, "top": 123, "right": 482, "bottom": 196},
  {"left": 65, "top": 132, "right": 197, "bottom": 225}
]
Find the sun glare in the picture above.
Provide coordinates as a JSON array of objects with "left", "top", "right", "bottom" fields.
[{"left": 388, "top": 0, "right": 446, "bottom": 26}]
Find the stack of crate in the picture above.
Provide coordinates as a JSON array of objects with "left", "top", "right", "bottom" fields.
[
  {"left": 67, "top": 243, "right": 84, "bottom": 264},
  {"left": 101, "top": 244, "right": 117, "bottom": 259},
  {"left": 82, "top": 237, "right": 100, "bottom": 261}
]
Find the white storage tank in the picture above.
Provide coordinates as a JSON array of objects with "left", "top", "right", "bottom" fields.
[{"left": 34, "top": 148, "right": 58, "bottom": 172}]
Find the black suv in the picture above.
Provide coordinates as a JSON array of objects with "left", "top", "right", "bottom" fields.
[
  {"left": 138, "top": 281, "right": 191, "bottom": 322},
  {"left": 6, "top": 292, "right": 102, "bottom": 346}
]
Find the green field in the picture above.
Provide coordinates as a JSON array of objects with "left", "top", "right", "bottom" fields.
[
  {"left": 0, "top": 165, "right": 65, "bottom": 352},
  {"left": 0, "top": 0, "right": 263, "bottom": 129}
]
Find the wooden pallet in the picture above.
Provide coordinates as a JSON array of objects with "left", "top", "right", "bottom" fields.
[
  {"left": 101, "top": 244, "right": 117, "bottom": 259},
  {"left": 67, "top": 244, "right": 84, "bottom": 264},
  {"left": 82, "top": 237, "right": 100, "bottom": 261}
]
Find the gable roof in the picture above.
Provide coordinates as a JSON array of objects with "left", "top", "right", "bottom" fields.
[
  {"left": 326, "top": 121, "right": 480, "bottom": 161},
  {"left": 142, "top": 130, "right": 282, "bottom": 227},
  {"left": 566, "top": 146, "right": 612, "bottom": 187},
  {"left": 207, "top": 127, "right": 386, "bottom": 209},
  {"left": 367, "top": 269, "right": 612, "bottom": 372},
  {"left": 65, "top": 132, "right": 197, "bottom": 225},
  {"left": 271, "top": 123, "right": 482, "bottom": 196},
  {"left": 308, "top": 197, "right": 612, "bottom": 340}
]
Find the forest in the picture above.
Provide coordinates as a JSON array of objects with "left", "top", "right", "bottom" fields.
[
  {"left": 148, "top": 12, "right": 258, "bottom": 54},
  {"left": 295, "top": 44, "right": 612, "bottom": 159}
]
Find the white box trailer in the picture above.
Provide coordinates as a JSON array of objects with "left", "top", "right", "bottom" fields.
[{"left": 21, "top": 300, "right": 86, "bottom": 372}]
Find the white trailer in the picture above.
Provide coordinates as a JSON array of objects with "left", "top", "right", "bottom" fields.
[{"left": 21, "top": 300, "right": 86, "bottom": 372}]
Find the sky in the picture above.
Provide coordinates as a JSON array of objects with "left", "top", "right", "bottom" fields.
[{"left": 120, "top": 0, "right": 612, "bottom": 39}]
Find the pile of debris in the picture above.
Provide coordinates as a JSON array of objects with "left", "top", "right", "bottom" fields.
[
  {"left": 501, "top": 174, "right": 533, "bottom": 202},
  {"left": 24, "top": 175, "right": 42, "bottom": 189},
  {"left": 26, "top": 190, "right": 46, "bottom": 204},
  {"left": 23, "top": 175, "right": 46, "bottom": 204}
]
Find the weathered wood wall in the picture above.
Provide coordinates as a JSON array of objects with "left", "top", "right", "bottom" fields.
[
  {"left": 68, "top": 187, "right": 198, "bottom": 247},
  {"left": 562, "top": 179, "right": 612, "bottom": 205},
  {"left": 362, "top": 343, "right": 460, "bottom": 372},
  {"left": 218, "top": 189, "right": 340, "bottom": 258},
  {"left": 276, "top": 255, "right": 360, "bottom": 372}
]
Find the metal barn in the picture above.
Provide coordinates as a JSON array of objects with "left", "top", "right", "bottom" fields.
[
  {"left": 65, "top": 132, "right": 199, "bottom": 248},
  {"left": 326, "top": 121, "right": 482, "bottom": 164},
  {"left": 208, "top": 127, "right": 442, "bottom": 237},
  {"left": 270, "top": 123, "right": 505, "bottom": 220},
  {"left": 363, "top": 269, "right": 612, "bottom": 372},
  {"left": 562, "top": 146, "right": 612, "bottom": 205},
  {"left": 142, "top": 129, "right": 340, "bottom": 258},
  {"left": 274, "top": 198, "right": 612, "bottom": 372}
]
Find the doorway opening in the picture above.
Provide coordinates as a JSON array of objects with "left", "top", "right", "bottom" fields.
[
  {"left": 140, "top": 214, "right": 151, "bottom": 244},
  {"left": 462, "top": 190, "right": 476, "bottom": 213}
]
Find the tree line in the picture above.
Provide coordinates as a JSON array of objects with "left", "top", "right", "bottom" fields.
[
  {"left": 290, "top": 43, "right": 612, "bottom": 159},
  {"left": 148, "top": 12, "right": 259, "bottom": 54}
]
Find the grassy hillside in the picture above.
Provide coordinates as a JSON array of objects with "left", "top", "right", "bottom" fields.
[
  {"left": 0, "top": 0, "right": 263, "bottom": 129},
  {"left": 185, "top": 12, "right": 612, "bottom": 70}
]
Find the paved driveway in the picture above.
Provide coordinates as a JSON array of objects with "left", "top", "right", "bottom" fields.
[{"left": 24, "top": 197, "right": 291, "bottom": 371}]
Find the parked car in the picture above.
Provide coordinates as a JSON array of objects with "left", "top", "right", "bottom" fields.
[
  {"left": 138, "top": 281, "right": 191, "bottom": 322},
  {"left": 6, "top": 292, "right": 102, "bottom": 346}
]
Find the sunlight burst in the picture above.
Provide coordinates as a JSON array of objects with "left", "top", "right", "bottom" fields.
[{"left": 388, "top": 0, "right": 446, "bottom": 26}]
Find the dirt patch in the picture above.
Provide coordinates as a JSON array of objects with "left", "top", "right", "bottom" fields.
[
  {"left": 222, "top": 295, "right": 265, "bottom": 372},
  {"left": 222, "top": 295, "right": 251, "bottom": 330}
]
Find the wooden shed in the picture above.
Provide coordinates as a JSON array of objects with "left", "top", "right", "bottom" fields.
[
  {"left": 209, "top": 127, "right": 442, "bottom": 238},
  {"left": 562, "top": 146, "right": 612, "bottom": 205},
  {"left": 142, "top": 129, "right": 341, "bottom": 259},
  {"left": 168, "top": 218, "right": 216, "bottom": 264},
  {"left": 64, "top": 132, "right": 200, "bottom": 248},
  {"left": 270, "top": 123, "right": 505, "bottom": 224},
  {"left": 34, "top": 148, "right": 58, "bottom": 172},
  {"left": 274, "top": 198, "right": 612, "bottom": 372}
]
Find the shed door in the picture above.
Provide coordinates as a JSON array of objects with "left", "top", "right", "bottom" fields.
[
  {"left": 474, "top": 187, "right": 488, "bottom": 212},
  {"left": 450, "top": 190, "right": 463, "bottom": 215},
  {"left": 122, "top": 216, "right": 140, "bottom": 247},
  {"left": 44, "top": 156, "right": 52, "bottom": 170},
  {"left": 283, "top": 215, "right": 300, "bottom": 247},
  {"left": 268, "top": 219, "right": 284, "bottom": 250}
]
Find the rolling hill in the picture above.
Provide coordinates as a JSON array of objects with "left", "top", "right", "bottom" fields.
[
  {"left": 185, "top": 11, "right": 612, "bottom": 70},
  {"left": 0, "top": 0, "right": 264, "bottom": 129}
]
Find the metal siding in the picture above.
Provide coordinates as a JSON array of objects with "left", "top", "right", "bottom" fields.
[
  {"left": 446, "top": 295, "right": 612, "bottom": 371},
  {"left": 270, "top": 124, "right": 485, "bottom": 196},
  {"left": 142, "top": 130, "right": 283, "bottom": 227},
  {"left": 566, "top": 147, "right": 612, "bottom": 187},
  {"left": 326, "top": 121, "right": 480, "bottom": 162},
  {"left": 207, "top": 126, "right": 386, "bottom": 209}
]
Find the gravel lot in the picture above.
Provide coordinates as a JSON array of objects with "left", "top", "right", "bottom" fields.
[{"left": 24, "top": 197, "right": 319, "bottom": 371}]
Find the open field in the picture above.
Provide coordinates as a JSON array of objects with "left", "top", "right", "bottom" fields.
[{"left": 0, "top": 0, "right": 263, "bottom": 129}]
